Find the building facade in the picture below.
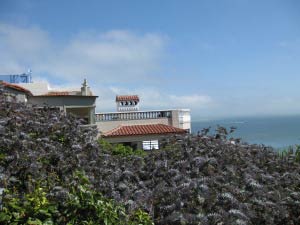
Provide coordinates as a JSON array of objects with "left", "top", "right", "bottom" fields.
[
  {"left": 1, "top": 73, "right": 98, "bottom": 125},
  {"left": 103, "top": 124, "right": 187, "bottom": 150},
  {"left": 97, "top": 95, "right": 191, "bottom": 149},
  {"left": 27, "top": 79, "right": 97, "bottom": 124},
  {"left": 96, "top": 108, "right": 191, "bottom": 134}
]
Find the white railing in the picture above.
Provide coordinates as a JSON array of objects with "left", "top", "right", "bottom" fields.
[{"left": 95, "top": 110, "right": 172, "bottom": 122}]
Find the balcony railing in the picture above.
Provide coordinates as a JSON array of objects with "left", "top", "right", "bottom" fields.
[{"left": 95, "top": 110, "right": 172, "bottom": 122}]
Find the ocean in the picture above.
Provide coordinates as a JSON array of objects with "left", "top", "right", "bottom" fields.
[{"left": 191, "top": 115, "right": 300, "bottom": 150}]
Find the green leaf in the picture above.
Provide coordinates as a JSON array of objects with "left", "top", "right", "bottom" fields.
[
  {"left": 42, "top": 218, "right": 54, "bottom": 225},
  {"left": 27, "top": 218, "right": 43, "bottom": 225},
  {"left": 0, "top": 211, "right": 11, "bottom": 222},
  {"left": 37, "top": 209, "right": 51, "bottom": 217}
]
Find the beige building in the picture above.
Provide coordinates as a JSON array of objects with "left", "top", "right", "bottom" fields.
[
  {"left": 23, "top": 79, "right": 98, "bottom": 125},
  {"left": 97, "top": 95, "right": 191, "bottom": 149}
]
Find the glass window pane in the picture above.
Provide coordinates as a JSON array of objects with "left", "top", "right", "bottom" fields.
[{"left": 143, "top": 140, "right": 159, "bottom": 150}]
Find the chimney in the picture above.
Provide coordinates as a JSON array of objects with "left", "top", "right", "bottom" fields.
[
  {"left": 81, "top": 79, "right": 90, "bottom": 96},
  {"left": 116, "top": 95, "right": 140, "bottom": 111}
]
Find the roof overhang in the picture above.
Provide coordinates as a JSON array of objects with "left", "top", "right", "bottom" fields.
[{"left": 103, "top": 124, "right": 187, "bottom": 138}]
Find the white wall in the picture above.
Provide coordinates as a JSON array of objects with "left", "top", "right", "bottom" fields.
[
  {"left": 96, "top": 109, "right": 191, "bottom": 134},
  {"left": 18, "top": 83, "right": 49, "bottom": 95}
]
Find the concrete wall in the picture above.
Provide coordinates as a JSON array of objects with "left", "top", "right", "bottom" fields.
[
  {"left": 177, "top": 109, "right": 191, "bottom": 131},
  {"left": 28, "top": 96, "right": 97, "bottom": 107},
  {"left": 96, "top": 117, "right": 171, "bottom": 134},
  {"left": 171, "top": 110, "right": 180, "bottom": 128},
  {"left": 96, "top": 109, "right": 191, "bottom": 134},
  {"left": 28, "top": 96, "right": 97, "bottom": 124},
  {"left": 18, "top": 83, "right": 49, "bottom": 95}
]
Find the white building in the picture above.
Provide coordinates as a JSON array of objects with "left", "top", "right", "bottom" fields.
[{"left": 96, "top": 95, "right": 191, "bottom": 150}]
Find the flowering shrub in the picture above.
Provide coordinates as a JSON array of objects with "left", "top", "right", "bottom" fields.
[{"left": 1, "top": 85, "right": 300, "bottom": 224}]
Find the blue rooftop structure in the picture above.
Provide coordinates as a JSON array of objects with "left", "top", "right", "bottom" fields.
[{"left": 0, "top": 71, "right": 32, "bottom": 83}]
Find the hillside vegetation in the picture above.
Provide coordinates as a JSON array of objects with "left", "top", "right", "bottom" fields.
[{"left": 0, "top": 87, "right": 300, "bottom": 224}]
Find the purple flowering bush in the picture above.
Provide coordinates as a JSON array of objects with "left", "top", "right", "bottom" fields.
[{"left": 0, "top": 85, "right": 300, "bottom": 224}]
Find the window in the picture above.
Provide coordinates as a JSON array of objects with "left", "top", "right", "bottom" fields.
[{"left": 142, "top": 140, "right": 159, "bottom": 150}]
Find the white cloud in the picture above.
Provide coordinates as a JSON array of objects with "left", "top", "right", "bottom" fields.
[
  {"left": 0, "top": 23, "right": 166, "bottom": 84},
  {"left": 0, "top": 23, "right": 215, "bottom": 117},
  {"left": 2, "top": 24, "right": 300, "bottom": 120},
  {"left": 94, "top": 85, "right": 214, "bottom": 114},
  {"left": 0, "top": 23, "right": 51, "bottom": 73}
]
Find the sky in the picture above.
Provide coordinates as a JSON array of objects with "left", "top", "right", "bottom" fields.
[{"left": 0, "top": 0, "right": 300, "bottom": 120}]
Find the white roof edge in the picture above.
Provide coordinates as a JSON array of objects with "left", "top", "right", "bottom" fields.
[{"left": 96, "top": 108, "right": 190, "bottom": 114}]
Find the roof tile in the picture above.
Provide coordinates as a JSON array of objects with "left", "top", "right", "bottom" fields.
[
  {"left": 116, "top": 95, "right": 139, "bottom": 102},
  {"left": 103, "top": 124, "right": 187, "bottom": 137}
]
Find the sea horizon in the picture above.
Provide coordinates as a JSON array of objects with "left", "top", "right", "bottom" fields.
[{"left": 191, "top": 114, "right": 300, "bottom": 150}]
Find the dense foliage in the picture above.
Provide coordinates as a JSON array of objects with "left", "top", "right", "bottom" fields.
[
  {"left": 0, "top": 87, "right": 153, "bottom": 225},
  {"left": 0, "top": 171, "right": 153, "bottom": 224},
  {"left": 98, "top": 139, "right": 146, "bottom": 157},
  {"left": 1, "top": 86, "right": 300, "bottom": 224},
  {"left": 279, "top": 145, "right": 300, "bottom": 163}
]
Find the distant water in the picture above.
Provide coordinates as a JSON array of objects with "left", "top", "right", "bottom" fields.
[{"left": 192, "top": 115, "right": 300, "bottom": 149}]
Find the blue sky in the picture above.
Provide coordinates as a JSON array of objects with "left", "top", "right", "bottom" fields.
[{"left": 1, "top": 0, "right": 300, "bottom": 120}]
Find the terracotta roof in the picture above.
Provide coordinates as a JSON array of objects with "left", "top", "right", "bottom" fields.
[
  {"left": 116, "top": 95, "right": 139, "bottom": 102},
  {"left": 0, "top": 81, "right": 32, "bottom": 96},
  {"left": 103, "top": 124, "right": 187, "bottom": 137}
]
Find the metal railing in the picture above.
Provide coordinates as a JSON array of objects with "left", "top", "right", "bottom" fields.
[{"left": 95, "top": 110, "right": 172, "bottom": 122}]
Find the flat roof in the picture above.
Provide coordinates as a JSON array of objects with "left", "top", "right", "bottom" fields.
[
  {"left": 33, "top": 93, "right": 98, "bottom": 97},
  {"left": 95, "top": 108, "right": 190, "bottom": 114}
]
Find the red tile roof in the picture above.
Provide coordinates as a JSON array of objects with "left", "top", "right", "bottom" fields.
[
  {"left": 1, "top": 81, "right": 32, "bottom": 96},
  {"left": 116, "top": 95, "right": 139, "bottom": 102},
  {"left": 103, "top": 124, "right": 187, "bottom": 137}
]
